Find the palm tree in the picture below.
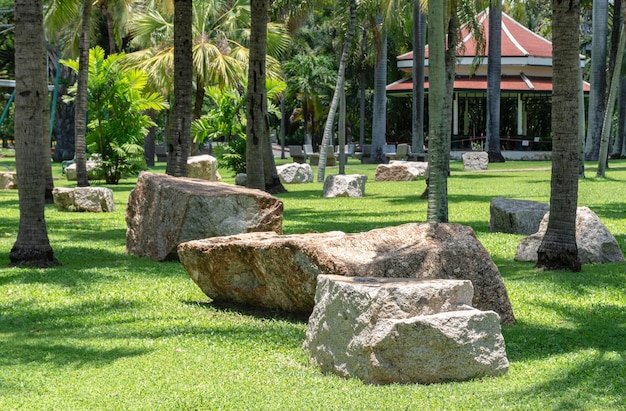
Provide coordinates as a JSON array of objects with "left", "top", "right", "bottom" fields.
[
  {"left": 10, "top": 0, "right": 60, "bottom": 267},
  {"left": 536, "top": 0, "right": 581, "bottom": 272},
  {"left": 597, "top": 0, "right": 626, "bottom": 177},
  {"left": 412, "top": 0, "right": 426, "bottom": 157},
  {"left": 316, "top": 0, "right": 356, "bottom": 182},
  {"left": 165, "top": 0, "right": 192, "bottom": 177},
  {"left": 486, "top": 0, "right": 504, "bottom": 163},
  {"left": 75, "top": 0, "right": 92, "bottom": 187},
  {"left": 426, "top": 0, "right": 448, "bottom": 222},
  {"left": 584, "top": 0, "right": 608, "bottom": 161}
]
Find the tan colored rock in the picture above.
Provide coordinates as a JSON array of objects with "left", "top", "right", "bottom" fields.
[
  {"left": 126, "top": 172, "right": 283, "bottom": 261},
  {"left": 186, "top": 155, "right": 221, "bottom": 181},
  {"left": 53, "top": 187, "right": 115, "bottom": 212},
  {"left": 515, "top": 206, "right": 625, "bottom": 264},
  {"left": 178, "top": 223, "right": 515, "bottom": 324},
  {"left": 0, "top": 172, "right": 17, "bottom": 189},
  {"left": 375, "top": 162, "right": 428, "bottom": 181},
  {"left": 303, "top": 275, "right": 509, "bottom": 385}
]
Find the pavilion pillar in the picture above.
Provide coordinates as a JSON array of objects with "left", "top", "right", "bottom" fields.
[
  {"left": 517, "top": 94, "right": 523, "bottom": 136},
  {"left": 453, "top": 93, "right": 459, "bottom": 135},
  {"left": 464, "top": 97, "right": 470, "bottom": 135}
]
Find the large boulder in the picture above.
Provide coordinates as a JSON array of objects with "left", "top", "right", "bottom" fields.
[
  {"left": 177, "top": 223, "right": 515, "bottom": 324},
  {"left": 0, "top": 172, "right": 17, "bottom": 189},
  {"left": 462, "top": 152, "right": 488, "bottom": 171},
  {"left": 515, "top": 207, "right": 625, "bottom": 264},
  {"left": 53, "top": 187, "right": 115, "bottom": 212},
  {"left": 303, "top": 275, "right": 509, "bottom": 385},
  {"left": 126, "top": 172, "right": 283, "bottom": 261},
  {"left": 489, "top": 197, "right": 550, "bottom": 235},
  {"left": 323, "top": 174, "right": 367, "bottom": 198},
  {"left": 186, "top": 155, "right": 221, "bottom": 181},
  {"left": 374, "top": 162, "right": 428, "bottom": 182},
  {"left": 276, "top": 163, "right": 313, "bottom": 184}
]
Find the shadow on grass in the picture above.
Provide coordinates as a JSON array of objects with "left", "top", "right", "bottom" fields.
[
  {"left": 186, "top": 300, "right": 309, "bottom": 324},
  {"left": 0, "top": 298, "right": 152, "bottom": 368}
]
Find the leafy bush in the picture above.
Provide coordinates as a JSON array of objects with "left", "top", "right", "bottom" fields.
[{"left": 62, "top": 46, "right": 168, "bottom": 184}]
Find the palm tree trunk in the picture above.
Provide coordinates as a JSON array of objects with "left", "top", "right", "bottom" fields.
[
  {"left": 370, "top": 24, "right": 387, "bottom": 164},
  {"left": 11, "top": 0, "right": 59, "bottom": 267},
  {"left": 613, "top": 76, "right": 626, "bottom": 158},
  {"left": 426, "top": 0, "right": 448, "bottom": 223},
  {"left": 536, "top": 0, "right": 581, "bottom": 272},
  {"left": 75, "top": 0, "right": 92, "bottom": 187},
  {"left": 412, "top": 1, "right": 426, "bottom": 155},
  {"left": 487, "top": 0, "right": 505, "bottom": 163},
  {"left": 246, "top": 0, "right": 269, "bottom": 191},
  {"left": 317, "top": 0, "right": 356, "bottom": 182},
  {"left": 166, "top": 0, "right": 193, "bottom": 177},
  {"left": 597, "top": 3, "right": 626, "bottom": 177},
  {"left": 584, "top": 0, "right": 608, "bottom": 161}
]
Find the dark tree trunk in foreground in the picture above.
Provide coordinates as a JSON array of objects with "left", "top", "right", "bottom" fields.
[
  {"left": 487, "top": 0, "right": 505, "bottom": 163},
  {"left": 10, "top": 0, "right": 60, "bottom": 267},
  {"left": 166, "top": 0, "right": 192, "bottom": 177},
  {"left": 536, "top": 0, "right": 581, "bottom": 272}
]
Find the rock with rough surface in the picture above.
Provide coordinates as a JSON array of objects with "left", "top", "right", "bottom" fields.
[
  {"left": 65, "top": 160, "right": 104, "bottom": 181},
  {"left": 126, "top": 172, "right": 283, "bottom": 261},
  {"left": 515, "top": 206, "right": 625, "bottom": 264},
  {"left": 277, "top": 163, "right": 313, "bottom": 184},
  {"left": 489, "top": 197, "right": 549, "bottom": 235},
  {"left": 375, "top": 162, "right": 428, "bottom": 181},
  {"left": 323, "top": 174, "right": 367, "bottom": 198},
  {"left": 186, "top": 155, "right": 221, "bottom": 181},
  {"left": 462, "top": 152, "right": 488, "bottom": 171},
  {"left": 177, "top": 223, "right": 515, "bottom": 324},
  {"left": 303, "top": 275, "right": 509, "bottom": 385},
  {"left": 0, "top": 172, "right": 17, "bottom": 189},
  {"left": 53, "top": 187, "right": 115, "bottom": 212},
  {"left": 235, "top": 173, "right": 247, "bottom": 186}
]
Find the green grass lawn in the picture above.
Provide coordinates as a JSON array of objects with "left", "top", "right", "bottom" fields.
[{"left": 1, "top": 157, "right": 625, "bottom": 410}]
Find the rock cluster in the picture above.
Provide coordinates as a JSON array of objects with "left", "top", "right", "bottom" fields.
[{"left": 177, "top": 223, "right": 515, "bottom": 324}]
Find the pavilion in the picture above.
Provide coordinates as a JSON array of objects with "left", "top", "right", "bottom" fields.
[{"left": 386, "top": 9, "right": 589, "bottom": 153}]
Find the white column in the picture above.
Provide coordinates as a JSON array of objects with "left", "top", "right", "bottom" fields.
[
  {"left": 453, "top": 93, "right": 459, "bottom": 135},
  {"left": 517, "top": 94, "right": 523, "bottom": 136}
]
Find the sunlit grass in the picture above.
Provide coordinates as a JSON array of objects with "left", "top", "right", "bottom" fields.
[{"left": 0, "top": 158, "right": 625, "bottom": 410}]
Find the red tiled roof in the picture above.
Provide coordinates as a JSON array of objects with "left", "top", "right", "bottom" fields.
[
  {"left": 386, "top": 75, "right": 591, "bottom": 94},
  {"left": 397, "top": 11, "right": 553, "bottom": 62}
]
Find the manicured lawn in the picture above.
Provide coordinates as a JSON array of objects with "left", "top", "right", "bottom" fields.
[{"left": 1, "top": 157, "right": 625, "bottom": 410}]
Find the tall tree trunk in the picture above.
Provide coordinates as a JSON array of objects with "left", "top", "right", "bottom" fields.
[
  {"left": 412, "top": 1, "right": 426, "bottom": 155},
  {"left": 370, "top": 24, "right": 387, "bottom": 164},
  {"left": 426, "top": 0, "right": 448, "bottom": 223},
  {"left": 613, "top": 76, "right": 626, "bottom": 158},
  {"left": 578, "top": 67, "right": 586, "bottom": 178},
  {"left": 584, "top": 0, "right": 609, "bottom": 161},
  {"left": 317, "top": 0, "right": 356, "bottom": 182},
  {"left": 359, "top": 28, "right": 367, "bottom": 156},
  {"left": 597, "top": 2, "right": 626, "bottom": 177},
  {"left": 166, "top": 0, "right": 193, "bottom": 177},
  {"left": 536, "top": 0, "right": 581, "bottom": 272},
  {"left": 487, "top": 0, "right": 505, "bottom": 163},
  {"left": 10, "top": 0, "right": 59, "bottom": 267},
  {"left": 75, "top": 0, "right": 92, "bottom": 188}
]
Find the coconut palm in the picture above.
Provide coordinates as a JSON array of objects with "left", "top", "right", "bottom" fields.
[
  {"left": 584, "top": 0, "right": 609, "bottom": 161},
  {"left": 11, "top": 0, "right": 60, "bottom": 267},
  {"left": 536, "top": 0, "right": 581, "bottom": 271},
  {"left": 412, "top": 0, "right": 426, "bottom": 157},
  {"left": 486, "top": 0, "right": 504, "bottom": 163},
  {"left": 316, "top": 0, "right": 357, "bottom": 182}
]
